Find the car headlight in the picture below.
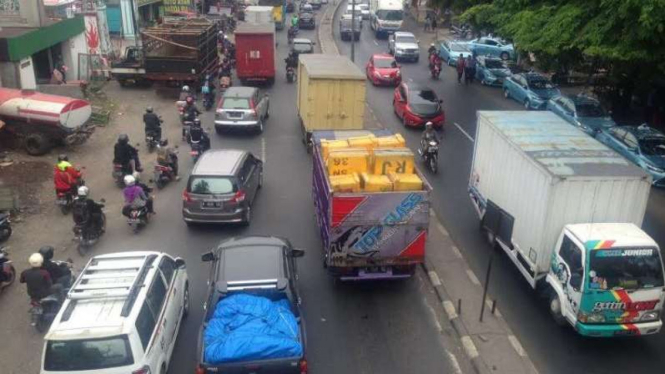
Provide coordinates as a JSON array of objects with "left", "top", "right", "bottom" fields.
[
  {"left": 578, "top": 311, "right": 606, "bottom": 323},
  {"left": 574, "top": 120, "right": 591, "bottom": 131},
  {"left": 396, "top": 70, "right": 401, "bottom": 76},
  {"left": 374, "top": 71, "right": 381, "bottom": 77},
  {"left": 396, "top": 48, "right": 404, "bottom": 53},
  {"left": 645, "top": 163, "right": 664, "bottom": 173},
  {"left": 530, "top": 95, "right": 545, "bottom": 103},
  {"left": 640, "top": 310, "right": 661, "bottom": 322}
]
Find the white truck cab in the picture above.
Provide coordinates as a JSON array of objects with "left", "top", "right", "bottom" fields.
[
  {"left": 369, "top": 0, "right": 404, "bottom": 37},
  {"left": 40, "top": 252, "right": 189, "bottom": 374}
]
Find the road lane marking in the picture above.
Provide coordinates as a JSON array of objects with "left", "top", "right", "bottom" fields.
[
  {"left": 428, "top": 271, "right": 442, "bottom": 287},
  {"left": 373, "top": 40, "right": 378, "bottom": 46},
  {"left": 446, "top": 350, "right": 463, "bottom": 374},
  {"left": 508, "top": 335, "right": 527, "bottom": 357},
  {"left": 261, "top": 137, "right": 267, "bottom": 164},
  {"left": 453, "top": 122, "right": 475, "bottom": 142},
  {"left": 466, "top": 269, "right": 481, "bottom": 286}
]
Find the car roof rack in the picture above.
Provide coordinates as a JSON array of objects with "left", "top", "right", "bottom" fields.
[
  {"left": 66, "top": 253, "right": 157, "bottom": 318},
  {"left": 226, "top": 278, "right": 282, "bottom": 292}
]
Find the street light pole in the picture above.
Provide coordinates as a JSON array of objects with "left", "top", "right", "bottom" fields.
[{"left": 350, "top": 0, "right": 356, "bottom": 62}]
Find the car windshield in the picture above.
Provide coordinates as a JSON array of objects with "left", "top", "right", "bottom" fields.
[
  {"left": 576, "top": 102, "right": 605, "bottom": 117},
  {"left": 221, "top": 98, "right": 250, "bottom": 109},
  {"left": 396, "top": 35, "right": 416, "bottom": 44},
  {"left": 189, "top": 177, "right": 235, "bottom": 195},
  {"left": 293, "top": 43, "right": 312, "bottom": 53},
  {"left": 639, "top": 137, "right": 665, "bottom": 156},
  {"left": 375, "top": 58, "right": 397, "bottom": 68},
  {"left": 376, "top": 9, "right": 403, "bottom": 20},
  {"left": 450, "top": 43, "right": 470, "bottom": 53},
  {"left": 589, "top": 248, "right": 664, "bottom": 290},
  {"left": 409, "top": 90, "right": 441, "bottom": 115},
  {"left": 44, "top": 336, "right": 134, "bottom": 371},
  {"left": 529, "top": 79, "right": 554, "bottom": 89},
  {"left": 485, "top": 60, "right": 504, "bottom": 69}
]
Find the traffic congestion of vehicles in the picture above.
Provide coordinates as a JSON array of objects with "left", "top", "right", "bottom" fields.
[{"left": 4, "top": 0, "right": 665, "bottom": 373}]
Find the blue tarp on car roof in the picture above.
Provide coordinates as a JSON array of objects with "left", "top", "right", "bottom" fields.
[{"left": 204, "top": 293, "right": 303, "bottom": 364}]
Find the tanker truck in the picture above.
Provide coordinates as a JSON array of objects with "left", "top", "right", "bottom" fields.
[{"left": 0, "top": 88, "right": 92, "bottom": 155}]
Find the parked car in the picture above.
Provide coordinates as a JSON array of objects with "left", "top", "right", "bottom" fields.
[
  {"left": 475, "top": 56, "right": 512, "bottom": 86},
  {"left": 437, "top": 40, "right": 472, "bottom": 66},
  {"left": 465, "top": 37, "right": 515, "bottom": 60},
  {"left": 339, "top": 17, "right": 361, "bottom": 41},
  {"left": 182, "top": 150, "right": 263, "bottom": 225},
  {"left": 546, "top": 94, "right": 616, "bottom": 135},
  {"left": 298, "top": 10, "right": 316, "bottom": 29},
  {"left": 595, "top": 125, "right": 665, "bottom": 186},
  {"left": 502, "top": 72, "right": 561, "bottom": 110},
  {"left": 389, "top": 31, "right": 419, "bottom": 62},
  {"left": 366, "top": 54, "right": 401, "bottom": 86},
  {"left": 196, "top": 236, "right": 306, "bottom": 373},
  {"left": 393, "top": 82, "right": 444, "bottom": 128},
  {"left": 292, "top": 38, "right": 315, "bottom": 54},
  {"left": 41, "top": 251, "right": 189, "bottom": 374},
  {"left": 215, "top": 87, "right": 270, "bottom": 133}
]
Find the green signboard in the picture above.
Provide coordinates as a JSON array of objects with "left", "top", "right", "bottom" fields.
[
  {"left": 162, "top": 0, "right": 192, "bottom": 13},
  {"left": 138, "top": 0, "right": 163, "bottom": 7}
]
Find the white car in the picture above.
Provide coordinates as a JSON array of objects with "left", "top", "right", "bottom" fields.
[
  {"left": 41, "top": 252, "right": 189, "bottom": 374},
  {"left": 356, "top": 4, "right": 370, "bottom": 19},
  {"left": 389, "top": 31, "right": 420, "bottom": 62},
  {"left": 344, "top": 6, "right": 364, "bottom": 27}
]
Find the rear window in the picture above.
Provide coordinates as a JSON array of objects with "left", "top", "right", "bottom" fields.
[
  {"left": 44, "top": 335, "right": 133, "bottom": 371},
  {"left": 189, "top": 177, "right": 235, "bottom": 195},
  {"left": 221, "top": 98, "right": 251, "bottom": 110}
]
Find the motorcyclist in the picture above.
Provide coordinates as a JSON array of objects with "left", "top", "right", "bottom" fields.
[
  {"left": 420, "top": 121, "right": 439, "bottom": 153},
  {"left": 201, "top": 76, "right": 215, "bottom": 106},
  {"left": 188, "top": 118, "right": 211, "bottom": 152},
  {"left": 113, "top": 134, "right": 142, "bottom": 174},
  {"left": 157, "top": 143, "right": 180, "bottom": 180},
  {"left": 132, "top": 172, "right": 155, "bottom": 214},
  {"left": 53, "top": 154, "right": 81, "bottom": 197},
  {"left": 183, "top": 96, "right": 201, "bottom": 121},
  {"left": 219, "top": 58, "right": 232, "bottom": 79},
  {"left": 428, "top": 43, "right": 437, "bottom": 56},
  {"left": 143, "top": 106, "right": 162, "bottom": 141},
  {"left": 285, "top": 51, "right": 299, "bottom": 70},
  {"left": 122, "top": 175, "right": 148, "bottom": 217},
  {"left": 20, "top": 253, "right": 63, "bottom": 302},
  {"left": 178, "top": 85, "right": 194, "bottom": 102},
  {"left": 291, "top": 14, "right": 299, "bottom": 28},
  {"left": 37, "top": 246, "right": 72, "bottom": 288},
  {"left": 72, "top": 185, "right": 105, "bottom": 237}
]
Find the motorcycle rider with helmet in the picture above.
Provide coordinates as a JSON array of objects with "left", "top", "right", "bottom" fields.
[
  {"left": 72, "top": 185, "right": 105, "bottom": 238},
  {"left": 188, "top": 118, "right": 211, "bottom": 153},
  {"left": 113, "top": 134, "right": 142, "bottom": 175},
  {"left": 285, "top": 51, "right": 299, "bottom": 70},
  {"left": 143, "top": 106, "right": 162, "bottom": 142},
  {"left": 20, "top": 253, "right": 63, "bottom": 302},
  {"left": 420, "top": 121, "right": 439, "bottom": 154},
  {"left": 53, "top": 154, "right": 82, "bottom": 197},
  {"left": 122, "top": 175, "right": 148, "bottom": 218},
  {"left": 132, "top": 172, "right": 155, "bottom": 214},
  {"left": 37, "top": 246, "right": 72, "bottom": 288},
  {"left": 179, "top": 85, "right": 194, "bottom": 102}
]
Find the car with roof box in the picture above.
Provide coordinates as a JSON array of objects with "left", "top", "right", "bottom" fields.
[
  {"left": 196, "top": 236, "right": 307, "bottom": 374},
  {"left": 215, "top": 86, "right": 270, "bottom": 134},
  {"left": 182, "top": 149, "right": 263, "bottom": 226},
  {"left": 40, "top": 251, "right": 189, "bottom": 374}
]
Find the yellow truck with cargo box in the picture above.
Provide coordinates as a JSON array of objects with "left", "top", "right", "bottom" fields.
[{"left": 297, "top": 54, "right": 366, "bottom": 151}]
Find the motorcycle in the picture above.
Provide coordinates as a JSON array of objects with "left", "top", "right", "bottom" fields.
[
  {"left": 430, "top": 62, "right": 441, "bottom": 79},
  {"left": 112, "top": 163, "right": 126, "bottom": 187},
  {"left": 29, "top": 260, "right": 73, "bottom": 332},
  {"left": 190, "top": 141, "right": 204, "bottom": 162},
  {"left": 451, "top": 23, "right": 471, "bottom": 39},
  {"left": 0, "top": 212, "right": 11, "bottom": 242},
  {"left": 419, "top": 139, "right": 439, "bottom": 174},
  {"left": 73, "top": 201, "right": 106, "bottom": 256},
  {"left": 0, "top": 247, "right": 16, "bottom": 292},
  {"left": 203, "top": 92, "right": 214, "bottom": 111},
  {"left": 286, "top": 66, "right": 296, "bottom": 83},
  {"left": 145, "top": 134, "right": 159, "bottom": 153},
  {"left": 127, "top": 206, "right": 150, "bottom": 234}
]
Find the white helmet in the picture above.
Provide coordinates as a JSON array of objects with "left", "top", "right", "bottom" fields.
[
  {"left": 77, "top": 185, "right": 89, "bottom": 197},
  {"left": 29, "top": 253, "right": 44, "bottom": 268},
  {"left": 132, "top": 171, "right": 141, "bottom": 181},
  {"left": 182, "top": 85, "right": 190, "bottom": 92},
  {"left": 124, "top": 175, "right": 136, "bottom": 186}
]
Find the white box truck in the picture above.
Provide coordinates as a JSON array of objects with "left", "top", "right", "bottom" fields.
[
  {"left": 245, "top": 5, "right": 275, "bottom": 26},
  {"left": 469, "top": 111, "right": 665, "bottom": 337},
  {"left": 369, "top": 0, "right": 403, "bottom": 37}
]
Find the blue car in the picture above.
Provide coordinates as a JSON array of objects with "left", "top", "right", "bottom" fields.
[
  {"left": 547, "top": 94, "right": 616, "bottom": 135},
  {"left": 465, "top": 37, "right": 515, "bottom": 60},
  {"left": 474, "top": 57, "right": 512, "bottom": 86},
  {"left": 595, "top": 125, "right": 665, "bottom": 186},
  {"left": 502, "top": 73, "right": 561, "bottom": 110},
  {"left": 437, "top": 40, "right": 472, "bottom": 67}
]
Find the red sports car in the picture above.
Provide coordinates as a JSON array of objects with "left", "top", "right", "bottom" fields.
[
  {"left": 393, "top": 83, "right": 445, "bottom": 128},
  {"left": 366, "top": 54, "right": 402, "bottom": 86}
]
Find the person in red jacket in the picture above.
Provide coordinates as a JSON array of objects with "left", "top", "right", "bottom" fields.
[{"left": 53, "top": 155, "right": 82, "bottom": 195}]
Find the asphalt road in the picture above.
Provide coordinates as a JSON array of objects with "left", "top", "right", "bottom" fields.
[{"left": 332, "top": 7, "right": 665, "bottom": 374}]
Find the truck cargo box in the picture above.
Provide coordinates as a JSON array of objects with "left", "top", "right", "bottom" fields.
[
  {"left": 469, "top": 111, "right": 651, "bottom": 286},
  {"left": 235, "top": 23, "right": 276, "bottom": 84}
]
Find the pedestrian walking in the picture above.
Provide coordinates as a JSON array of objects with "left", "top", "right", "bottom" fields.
[
  {"left": 465, "top": 55, "right": 476, "bottom": 85},
  {"left": 456, "top": 54, "right": 466, "bottom": 84}
]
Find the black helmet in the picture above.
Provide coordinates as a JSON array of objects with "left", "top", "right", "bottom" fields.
[
  {"left": 57, "top": 154, "right": 68, "bottom": 162},
  {"left": 118, "top": 134, "right": 129, "bottom": 144},
  {"left": 146, "top": 106, "right": 153, "bottom": 113},
  {"left": 193, "top": 118, "right": 202, "bottom": 126},
  {"left": 38, "top": 245, "right": 55, "bottom": 261}
]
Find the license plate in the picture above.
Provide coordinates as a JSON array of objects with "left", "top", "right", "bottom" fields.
[
  {"left": 127, "top": 218, "right": 140, "bottom": 223},
  {"left": 202, "top": 201, "right": 222, "bottom": 208},
  {"left": 614, "top": 329, "right": 638, "bottom": 336},
  {"left": 227, "top": 111, "right": 243, "bottom": 118},
  {"left": 56, "top": 198, "right": 67, "bottom": 205}
]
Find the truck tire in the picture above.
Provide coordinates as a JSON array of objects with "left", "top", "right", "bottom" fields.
[
  {"left": 549, "top": 292, "right": 567, "bottom": 326},
  {"left": 24, "top": 133, "right": 52, "bottom": 156}
]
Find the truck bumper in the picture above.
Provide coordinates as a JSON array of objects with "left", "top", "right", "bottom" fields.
[
  {"left": 574, "top": 320, "right": 662, "bottom": 337},
  {"left": 328, "top": 265, "right": 417, "bottom": 281}
]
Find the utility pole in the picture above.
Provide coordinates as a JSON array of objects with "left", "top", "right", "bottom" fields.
[{"left": 350, "top": 0, "right": 356, "bottom": 62}]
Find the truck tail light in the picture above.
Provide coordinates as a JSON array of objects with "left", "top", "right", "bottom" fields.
[
  {"left": 230, "top": 190, "right": 246, "bottom": 203},
  {"left": 132, "top": 366, "right": 151, "bottom": 374},
  {"left": 182, "top": 189, "right": 192, "bottom": 202},
  {"left": 300, "top": 359, "right": 308, "bottom": 374}
]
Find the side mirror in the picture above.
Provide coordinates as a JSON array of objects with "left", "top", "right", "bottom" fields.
[
  {"left": 291, "top": 248, "right": 305, "bottom": 258},
  {"left": 202, "top": 251, "right": 215, "bottom": 262},
  {"left": 175, "top": 257, "right": 186, "bottom": 268},
  {"left": 570, "top": 272, "right": 582, "bottom": 291}
]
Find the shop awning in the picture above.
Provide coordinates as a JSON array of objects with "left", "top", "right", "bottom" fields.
[{"left": 0, "top": 16, "right": 85, "bottom": 62}]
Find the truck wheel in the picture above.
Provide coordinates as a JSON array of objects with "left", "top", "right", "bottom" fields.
[
  {"left": 24, "top": 133, "right": 51, "bottom": 156},
  {"left": 549, "top": 292, "right": 567, "bottom": 326}
]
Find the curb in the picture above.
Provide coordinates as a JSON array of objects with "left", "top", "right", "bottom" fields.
[
  {"left": 317, "top": 0, "right": 343, "bottom": 55},
  {"left": 423, "top": 261, "right": 492, "bottom": 374}
]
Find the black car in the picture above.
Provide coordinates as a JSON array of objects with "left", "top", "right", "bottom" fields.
[
  {"left": 339, "top": 18, "right": 360, "bottom": 41},
  {"left": 197, "top": 236, "right": 307, "bottom": 373},
  {"left": 299, "top": 12, "right": 316, "bottom": 29}
]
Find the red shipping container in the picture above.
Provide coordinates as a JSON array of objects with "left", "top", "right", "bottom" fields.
[{"left": 234, "top": 23, "right": 276, "bottom": 85}]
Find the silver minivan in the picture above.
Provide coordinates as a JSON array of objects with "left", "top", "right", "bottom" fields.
[{"left": 182, "top": 150, "right": 263, "bottom": 226}]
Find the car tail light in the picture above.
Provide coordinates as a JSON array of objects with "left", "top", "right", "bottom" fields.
[
  {"left": 300, "top": 359, "right": 308, "bottom": 374},
  {"left": 195, "top": 365, "right": 206, "bottom": 374},
  {"left": 132, "top": 366, "right": 151, "bottom": 374},
  {"left": 182, "top": 189, "right": 191, "bottom": 202},
  {"left": 230, "top": 190, "right": 246, "bottom": 203}
]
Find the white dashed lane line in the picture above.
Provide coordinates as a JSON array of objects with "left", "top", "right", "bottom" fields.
[{"left": 453, "top": 122, "right": 475, "bottom": 143}]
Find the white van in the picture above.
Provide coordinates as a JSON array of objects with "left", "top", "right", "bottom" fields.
[{"left": 40, "top": 252, "right": 189, "bottom": 374}]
